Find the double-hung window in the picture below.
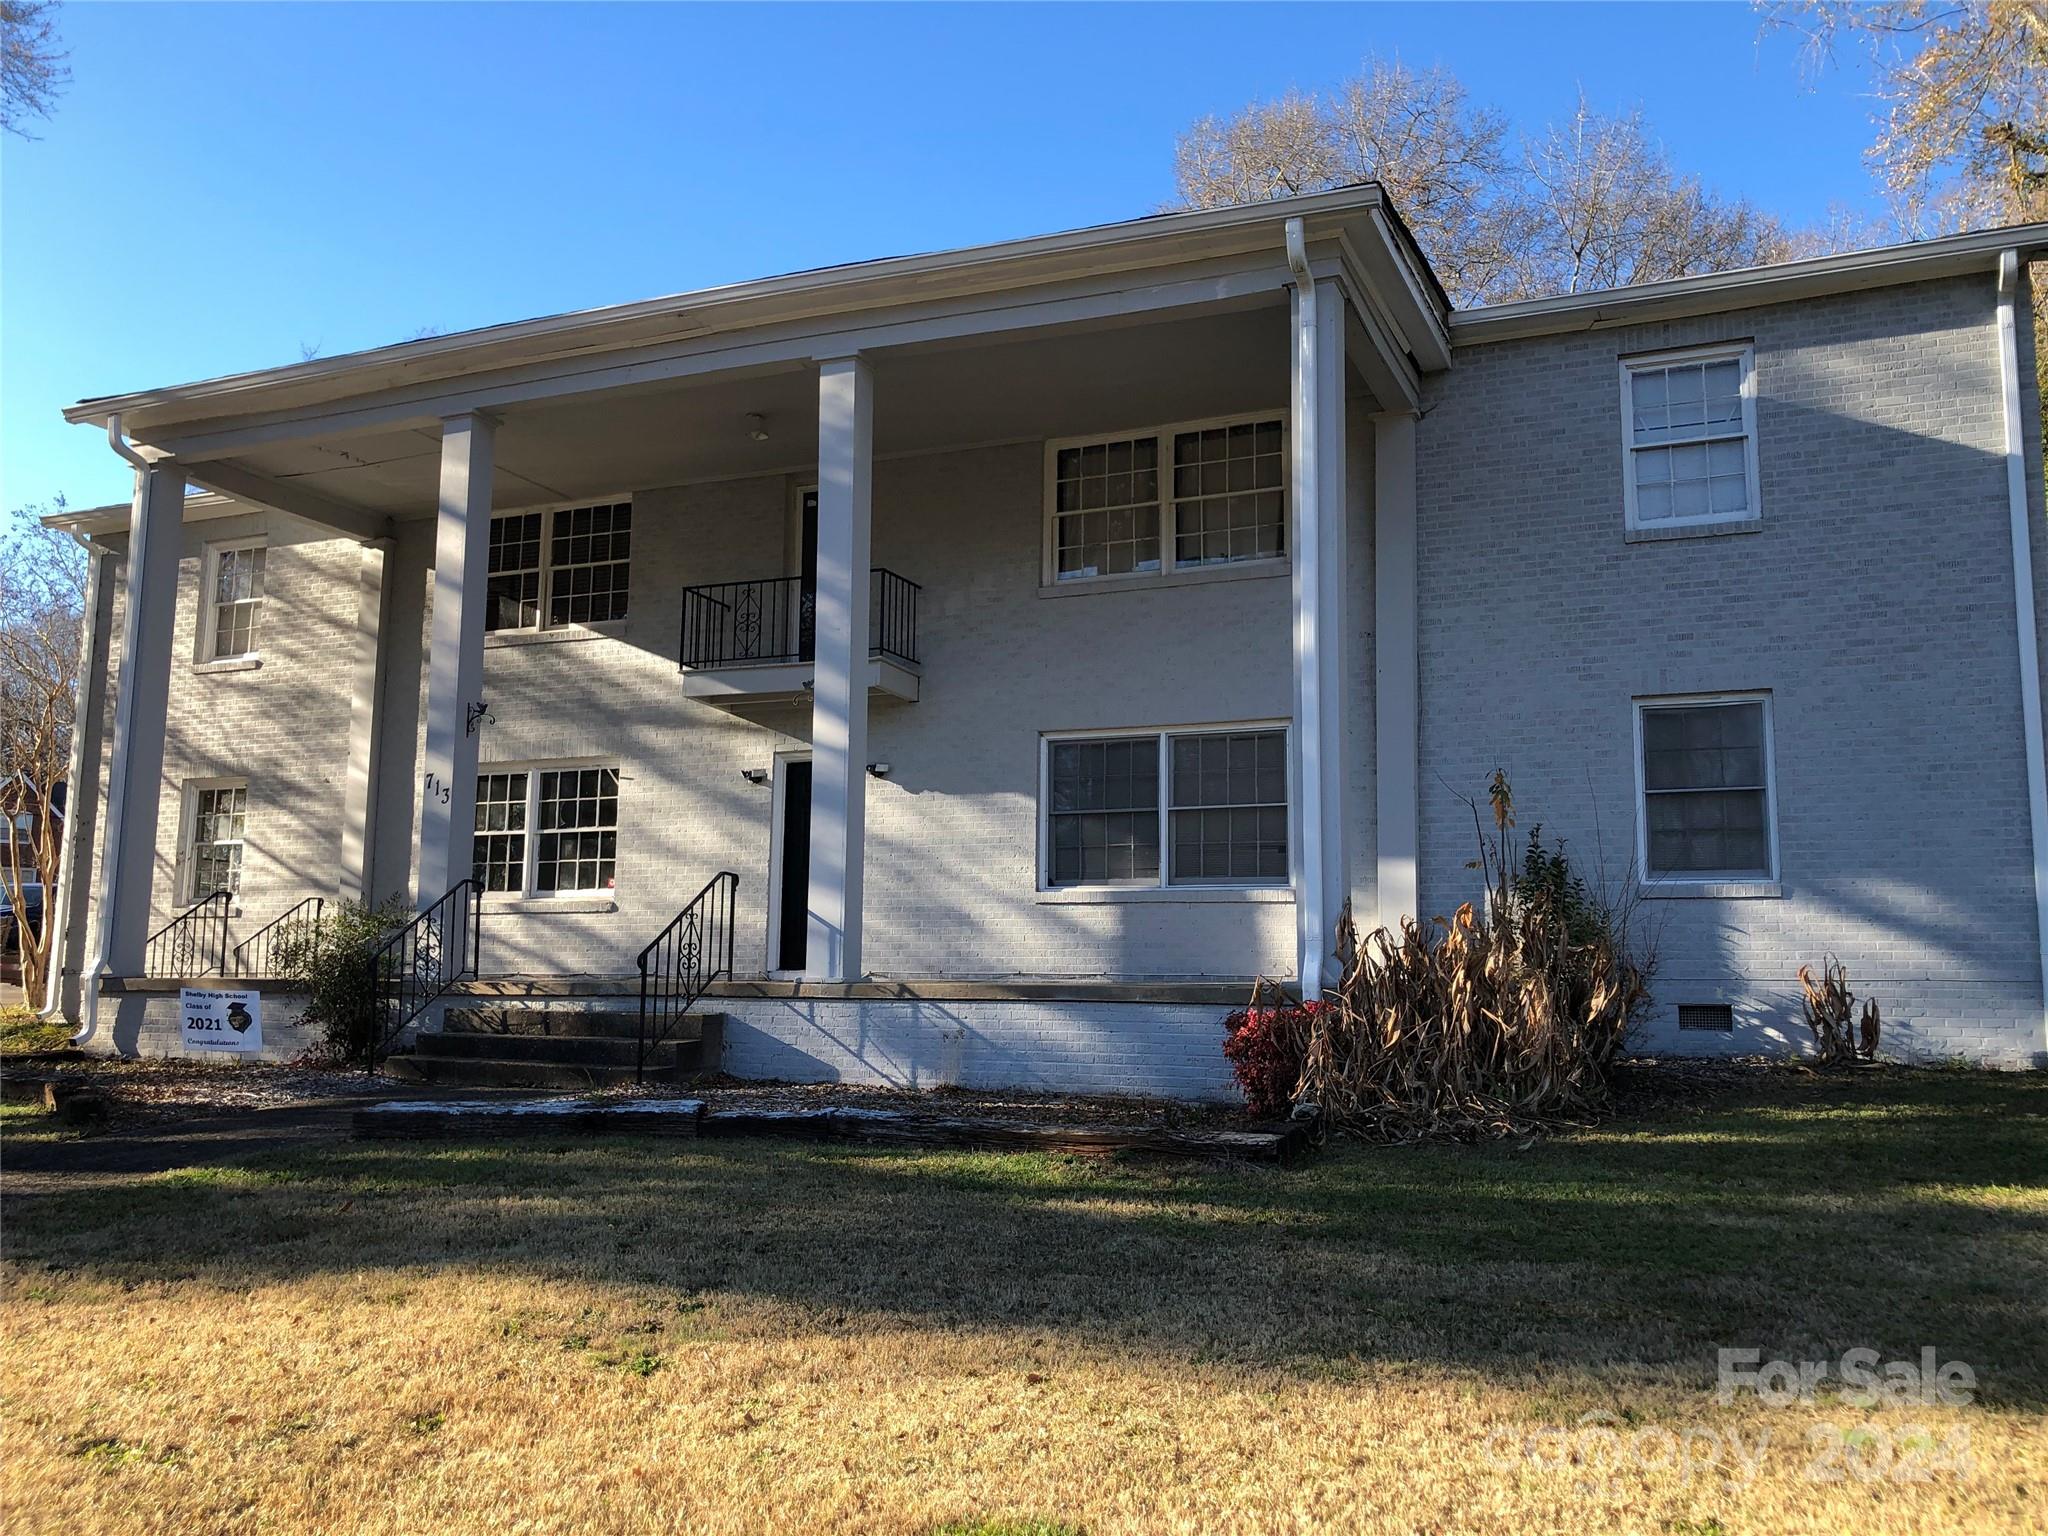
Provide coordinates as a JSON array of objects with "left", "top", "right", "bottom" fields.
[
  {"left": 1048, "top": 415, "right": 1286, "bottom": 584},
  {"left": 485, "top": 502, "right": 632, "bottom": 633},
  {"left": 202, "top": 539, "right": 266, "bottom": 661},
  {"left": 183, "top": 781, "right": 247, "bottom": 899},
  {"left": 473, "top": 764, "right": 620, "bottom": 896},
  {"left": 1044, "top": 726, "right": 1289, "bottom": 889},
  {"left": 1636, "top": 695, "right": 1778, "bottom": 885},
  {"left": 1621, "top": 344, "right": 1759, "bottom": 532}
]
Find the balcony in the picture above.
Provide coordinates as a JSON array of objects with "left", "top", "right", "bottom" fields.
[{"left": 678, "top": 569, "right": 922, "bottom": 707}]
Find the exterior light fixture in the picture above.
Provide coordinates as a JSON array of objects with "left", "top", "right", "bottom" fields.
[
  {"left": 866, "top": 762, "right": 892, "bottom": 778},
  {"left": 740, "top": 767, "right": 769, "bottom": 785},
  {"left": 745, "top": 413, "right": 770, "bottom": 442}
]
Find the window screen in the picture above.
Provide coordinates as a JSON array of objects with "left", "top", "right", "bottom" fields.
[
  {"left": 1173, "top": 420, "right": 1285, "bottom": 566},
  {"left": 1053, "top": 437, "right": 1161, "bottom": 581},
  {"left": 1047, "top": 737, "right": 1160, "bottom": 885},
  {"left": 1641, "top": 700, "right": 1772, "bottom": 878},
  {"left": 1627, "top": 352, "right": 1752, "bottom": 525},
  {"left": 1168, "top": 729, "right": 1288, "bottom": 883}
]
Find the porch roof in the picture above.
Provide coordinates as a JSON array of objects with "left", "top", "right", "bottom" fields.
[{"left": 62, "top": 183, "right": 1447, "bottom": 442}]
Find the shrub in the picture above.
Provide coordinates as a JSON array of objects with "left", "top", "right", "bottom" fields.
[
  {"left": 1220, "top": 998, "right": 1319, "bottom": 1118},
  {"left": 1292, "top": 773, "right": 1656, "bottom": 1141},
  {"left": 1798, "top": 956, "right": 1881, "bottom": 1066},
  {"left": 270, "top": 896, "right": 413, "bottom": 1065}
]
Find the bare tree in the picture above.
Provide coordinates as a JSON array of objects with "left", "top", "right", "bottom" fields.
[
  {"left": 1, "top": 503, "right": 86, "bottom": 1003},
  {"left": 1510, "top": 94, "right": 1790, "bottom": 297},
  {"left": 1, "top": 0, "right": 69, "bottom": 139},
  {"left": 1172, "top": 60, "right": 1788, "bottom": 304},
  {"left": 1767, "top": 1, "right": 2047, "bottom": 233}
]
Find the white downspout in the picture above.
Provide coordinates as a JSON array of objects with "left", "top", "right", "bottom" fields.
[
  {"left": 37, "top": 530, "right": 107, "bottom": 1023},
  {"left": 1995, "top": 251, "right": 2048, "bottom": 1061},
  {"left": 72, "top": 415, "right": 154, "bottom": 1046}
]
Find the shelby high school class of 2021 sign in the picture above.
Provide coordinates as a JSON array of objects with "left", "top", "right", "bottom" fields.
[{"left": 179, "top": 987, "right": 263, "bottom": 1053}]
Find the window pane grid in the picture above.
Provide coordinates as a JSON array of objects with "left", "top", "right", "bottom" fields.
[
  {"left": 1168, "top": 730, "right": 1288, "bottom": 884},
  {"left": 486, "top": 513, "right": 544, "bottom": 632},
  {"left": 472, "top": 772, "right": 529, "bottom": 892},
  {"left": 1627, "top": 355, "right": 1750, "bottom": 524},
  {"left": 210, "top": 546, "right": 265, "bottom": 657},
  {"left": 1640, "top": 702, "right": 1772, "bottom": 878},
  {"left": 1172, "top": 420, "right": 1285, "bottom": 566},
  {"left": 191, "top": 784, "right": 247, "bottom": 895},
  {"left": 534, "top": 767, "right": 620, "bottom": 893},
  {"left": 1046, "top": 729, "right": 1289, "bottom": 888},
  {"left": 1055, "top": 437, "right": 1161, "bottom": 581},
  {"left": 547, "top": 503, "right": 632, "bottom": 626}
]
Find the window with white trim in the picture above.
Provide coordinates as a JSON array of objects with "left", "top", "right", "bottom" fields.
[
  {"left": 1048, "top": 415, "right": 1286, "bottom": 583},
  {"left": 203, "top": 539, "right": 266, "bottom": 660},
  {"left": 1621, "top": 345, "right": 1759, "bottom": 530},
  {"left": 1044, "top": 726, "right": 1289, "bottom": 888},
  {"left": 485, "top": 502, "right": 632, "bottom": 633},
  {"left": 473, "top": 764, "right": 619, "bottom": 895},
  {"left": 1636, "top": 696, "right": 1777, "bottom": 882},
  {"left": 184, "top": 781, "right": 247, "bottom": 898}
]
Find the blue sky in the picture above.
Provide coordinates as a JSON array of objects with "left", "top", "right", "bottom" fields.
[{"left": 1, "top": 1, "right": 1886, "bottom": 514}]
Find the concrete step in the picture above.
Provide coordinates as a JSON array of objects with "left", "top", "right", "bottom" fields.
[
  {"left": 442, "top": 1006, "right": 650, "bottom": 1040},
  {"left": 444, "top": 1006, "right": 722, "bottom": 1040},
  {"left": 384, "top": 1054, "right": 699, "bottom": 1090},
  {"left": 417, "top": 1031, "right": 669, "bottom": 1068}
]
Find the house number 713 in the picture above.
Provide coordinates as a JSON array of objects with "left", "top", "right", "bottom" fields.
[{"left": 423, "top": 772, "right": 453, "bottom": 806}]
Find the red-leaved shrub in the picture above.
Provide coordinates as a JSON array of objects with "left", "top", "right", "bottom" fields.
[{"left": 1221, "top": 1002, "right": 1318, "bottom": 1118}]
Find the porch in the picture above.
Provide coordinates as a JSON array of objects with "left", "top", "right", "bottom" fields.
[{"left": 51, "top": 188, "right": 1449, "bottom": 1084}]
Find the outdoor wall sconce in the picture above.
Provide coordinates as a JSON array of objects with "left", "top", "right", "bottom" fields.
[
  {"left": 740, "top": 768, "right": 769, "bottom": 785},
  {"left": 866, "top": 762, "right": 891, "bottom": 778},
  {"left": 744, "top": 412, "right": 770, "bottom": 442}
]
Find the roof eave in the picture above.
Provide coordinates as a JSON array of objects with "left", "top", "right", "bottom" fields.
[
  {"left": 66, "top": 184, "right": 1443, "bottom": 436},
  {"left": 1449, "top": 221, "right": 2048, "bottom": 345}
]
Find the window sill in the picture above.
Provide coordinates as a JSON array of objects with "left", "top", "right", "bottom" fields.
[
  {"left": 480, "top": 895, "right": 619, "bottom": 915},
  {"left": 1624, "top": 517, "right": 1763, "bottom": 545},
  {"left": 1035, "top": 885, "right": 1294, "bottom": 906},
  {"left": 193, "top": 656, "right": 262, "bottom": 675},
  {"left": 485, "top": 621, "right": 624, "bottom": 649},
  {"left": 1038, "top": 558, "right": 1288, "bottom": 599},
  {"left": 1639, "top": 879, "right": 1782, "bottom": 900}
]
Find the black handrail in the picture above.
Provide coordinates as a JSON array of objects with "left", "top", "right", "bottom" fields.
[
  {"left": 357, "top": 878, "right": 481, "bottom": 1070},
  {"left": 679, "top": 569, "right": 920, "bottom": 669},
  {"left": 636, "top": 872, "right": 738, "bottom": 1083},
  {"left": 143, "top": 891, "right": 232, "bottom": 978},
  {"left": 230, "top": 896, "right": 325, "bottom": 977}
]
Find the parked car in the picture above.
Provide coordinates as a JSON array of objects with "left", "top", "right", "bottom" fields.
[{"left": 0, "top": 882, "right": 44, "bottom": 985}]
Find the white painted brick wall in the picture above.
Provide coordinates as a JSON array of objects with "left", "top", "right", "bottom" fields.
[{"left": 1415, "top": 273, "right": 2046, "bottom": 1066}]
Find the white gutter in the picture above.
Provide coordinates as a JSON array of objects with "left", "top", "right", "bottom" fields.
[
  {"left": 38, "top": 532, "right": 106, "bottom": 1023},
  {"left": 1453, "top": 220, "right": 2048, "bottom": 344},
  {"left": 71, "top": 416, "right": 153, "bottom": 1046},
  {"left": 1995, "top": 252, "right": 2048, "bottom": 1059}
]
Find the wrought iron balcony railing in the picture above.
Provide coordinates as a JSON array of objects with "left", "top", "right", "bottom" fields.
[{"left": 680, "top": 569, "right": 920, "bottom": 670}]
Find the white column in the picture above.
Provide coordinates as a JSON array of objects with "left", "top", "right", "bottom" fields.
[
  {"left": 338, "top": 538, "right": 392, "bottom": 903},
  {"left": 806, "top": 354, "right": 872, "bottom": 981},
  {"left": 1373, "top": 409, "right": 1420, "bottom": 932},
  {"left": 88, "top": 462, "right": 185, "bottom": 982},
  {"left": 1288, "top": 270, "right": 1331, "bottom": 994},
  {"left": 417, "top": 412, "right": 496, "bottom": 909},
  {"left": 49, "top": 539, "right": 116, "bottom": 1022},
  {"left": 1313, "top": 287, "right": 1349, "bottom": 961}
]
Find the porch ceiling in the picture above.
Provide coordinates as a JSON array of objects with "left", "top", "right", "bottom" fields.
[{"left": 212, "top": 302, "right": 1325, "bottom": 517}]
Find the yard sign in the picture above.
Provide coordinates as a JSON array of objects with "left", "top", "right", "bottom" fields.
[{"left": 179, "top": 987, "right": 263, "bottom": 1053}]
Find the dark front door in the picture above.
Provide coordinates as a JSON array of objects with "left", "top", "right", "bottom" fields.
[
  {"left": 777, "top": 759, "right": 812, "bottom": 971},
  {"left": 798, "top": 489, "right": 819, "bottom": 661}
]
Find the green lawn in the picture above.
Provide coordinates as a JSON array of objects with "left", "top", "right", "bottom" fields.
[
  {"left": 2, "top": 1069, "right": 2044, "bottom": 1534},
  {"left": 0, "top": 1003, "right": 69, "bottom": 1058}
]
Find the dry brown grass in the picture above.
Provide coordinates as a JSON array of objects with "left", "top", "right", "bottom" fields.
[{"left": 3, "top": 1071, "right": 2045, "bottom": 1534}]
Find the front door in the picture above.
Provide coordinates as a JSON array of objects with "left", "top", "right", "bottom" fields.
[
  {"left": 798, "top": 488, "right": 819, "bottom": 661},
  {"left": 774, "top": 758, "right": 812, "bottom": 972}
]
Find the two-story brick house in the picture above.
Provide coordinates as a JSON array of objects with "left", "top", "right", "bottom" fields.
[{"left": 36, "top": 186, "right": 2048, "bottom": 1093}]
